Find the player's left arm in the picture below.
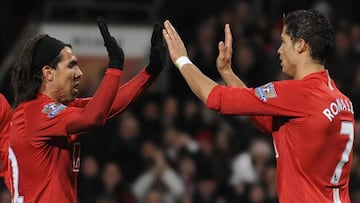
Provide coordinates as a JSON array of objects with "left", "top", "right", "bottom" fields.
[
  {"left": 108, "top": 23, "right": 166, "bottom": 119},
  {"left": 107, "top": 68, "right": 156, "bottom": 119},
  {"left": 214, "top": 24, "right": 273, "bottom": 133},
  {"left": 216, "top": 23, "right": 247, "bottom": 87}
]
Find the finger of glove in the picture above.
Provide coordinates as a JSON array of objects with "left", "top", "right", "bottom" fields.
[
  {"left": 111, "top": 37, "right": 124, "bottom": 58},
  {"left": 97, "top": 17, "right": 112, "bottom": 43},
  {"left": 151, "top": 24, "right": 164, "bottom": 46}
]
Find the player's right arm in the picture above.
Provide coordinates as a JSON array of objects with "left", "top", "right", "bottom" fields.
[
  {"left": 163, "top": 20, "right": 307, "bottom": 122},
  {"left": 66, "top": 17, "right": 124, "bottom": 134},
  {"left": 163, "top": 20, "right": 218, "bottom": 103},
  {"left": 66, "top": 69, "right": 121, "bottom": 134}
]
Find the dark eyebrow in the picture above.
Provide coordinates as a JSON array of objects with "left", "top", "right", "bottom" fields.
[{"left": 68, "top": 59, "right": 78, "bottom": 67}]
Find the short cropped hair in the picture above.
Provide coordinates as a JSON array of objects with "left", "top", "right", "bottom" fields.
[{"left": 284, "top": 10, "right": 335, "bottom": 64}]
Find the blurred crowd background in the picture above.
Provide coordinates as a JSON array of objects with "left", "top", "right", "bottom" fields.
[{"left": 0, "top": 0, "right": 360, "bottom": 202}]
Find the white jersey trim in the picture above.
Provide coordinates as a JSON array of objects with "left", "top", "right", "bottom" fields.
[
  {"left": 326, "top": 70, "right": 334, "bottom": 91},
  {"left": 9, "top": 147, "right": 24, "bottom": 203},
  {"left": 333, "top": 188, "right": 341, "bottom": 203}
]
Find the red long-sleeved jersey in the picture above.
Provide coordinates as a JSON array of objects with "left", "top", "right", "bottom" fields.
[
  {"left": 9, "top": 68, "right": 156, "bottom": 202},
  {"left": 206, "top": 70, "right": 354, "bottom": 203}
]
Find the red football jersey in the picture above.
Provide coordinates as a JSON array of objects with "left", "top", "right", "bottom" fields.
[
  {"left": 206, "top": 70, "right": 355, "bottom": 203},
  {"left": 9, "top": 69, "right": 121, "bottom": 203},
  {"left": 0, "top": 94, "right": 11, "bottom": 189},
  {"left": 8, "top": 68, "right": 156, "bottom": 202}
]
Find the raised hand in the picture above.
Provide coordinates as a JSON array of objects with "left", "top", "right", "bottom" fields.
[
  {"left": 216, "top": 24, "right": 246, "bottom": 87},
  {"left": 146, "top": 23, "right": 167, "bottom": 74},
  {"left": 162, "top": 20, "right": 188, "bottom": 64},
  {"left": 216, "top": 24, "right": 233, "bottom": 73},
  {"left": 97, "top": 16, "right": 124, "bottom": 70}
]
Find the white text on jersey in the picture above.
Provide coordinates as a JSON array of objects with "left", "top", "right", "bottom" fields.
[{"left": 322, "top": 98, "right": 354, "bottom": 122}]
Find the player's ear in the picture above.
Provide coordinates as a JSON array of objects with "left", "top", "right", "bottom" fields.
[
  {"left": 42, "top": 65, "right": 55, "bottom": 81},
  {"left": 296, "top": 39, "right": 307, "bottom": 53}
]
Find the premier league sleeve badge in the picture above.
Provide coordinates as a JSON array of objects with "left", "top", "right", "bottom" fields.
[
  {"left": 42, "top": 102, "right": 67, "bottom": 118},
  {"left": 254, "top": 83, "right": 277, "bottom": 102}
]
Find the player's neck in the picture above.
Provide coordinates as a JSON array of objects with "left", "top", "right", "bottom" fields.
[
  {"left": 39, "top": 84, "right": 61, "bottom": 104},
  {"left": 294, "top": 60, "right": 325, "bottom": 80}
]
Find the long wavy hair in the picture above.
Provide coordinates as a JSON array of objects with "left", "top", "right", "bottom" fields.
[{"left": 11, "top": 34, "right": 61, "bottom": 107}]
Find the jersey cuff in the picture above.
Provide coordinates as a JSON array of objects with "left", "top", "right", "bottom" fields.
[
  {"left": 206, "top": 85, "right": 221, "bottom": 111},
  {"left": 105, "top": 68, "right": 122, "bottom": 76}
]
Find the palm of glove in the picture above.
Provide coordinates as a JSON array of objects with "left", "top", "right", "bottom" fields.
[
  {"left": 97, "top": 16, "right": 124, "bottom": 70},
  {"left": 146, "top": 24, "right": 167, "bottom": 75}
]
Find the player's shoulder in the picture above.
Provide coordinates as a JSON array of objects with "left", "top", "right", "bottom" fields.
[
  {"left": 269, "top": 79, "right": 310, "bottom": 93},
  {"left": 0, "top": 93, "right": 5, "bottom": 101},
  {"left": 0, "top": 94, "right": 11, "bottom": 110},
  {"left": 0, "top": 94, "right": 10, "bottom": 104},
  {"left": 19, "top": 97, "right": 70, "bottom": 120}
]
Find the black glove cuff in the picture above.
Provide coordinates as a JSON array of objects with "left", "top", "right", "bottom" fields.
[
  {"left": 146, "top": 61, "right": 163, "bottom": 74},
  {"left": 146, "top": 65, "right": 157, "bottom": 75},
  {"left": 108, "top": 58, "right": 123, "bottom": 70}
]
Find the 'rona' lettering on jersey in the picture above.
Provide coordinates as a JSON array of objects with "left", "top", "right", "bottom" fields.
[{"left": 322, "top": 98, "right": 354, "bottom": 122}]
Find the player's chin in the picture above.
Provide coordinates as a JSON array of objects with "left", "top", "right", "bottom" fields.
[
  {"left": 281, "top": 63, "right": 287, "bottom": 72},
  {"left": 281, "top": 65, "right": 285, "bottom": 73},
  {"left": 68, "top": 91, "right": 78, "bottom": 101}
]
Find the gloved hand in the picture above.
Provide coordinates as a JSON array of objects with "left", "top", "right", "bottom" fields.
[
  {"left": 97, "top": 16, "right": 124, "bottom": 70},
  {"left": 146, "top": 23, "right": 167, "bottom": 75}
]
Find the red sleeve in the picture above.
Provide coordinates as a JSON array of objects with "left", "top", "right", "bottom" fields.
[
  {"left": 251, "top": 116, "right": 273, "bottom": 134},
  {"left": 107, "top": 68, "right": 156, "bottom": 119},
  {"left": 66, "top": 68, "right": 122, "bottom": 134},
  {"left": 66, "top": 68, "right": 156, "bottom": 119},
  {"left": 25, "top": 69, "right": 121, "bottom": 137},
  {"left": 206, "top": 80, "right": 310, "bottom": 117}
]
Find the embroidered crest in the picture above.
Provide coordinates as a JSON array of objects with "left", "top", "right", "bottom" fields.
[
  {"left": 42, "top": 102, "right": 67, "bottom": 118},
  {"left": 254, "top": 83, "right": 277, "bottom": 102}
]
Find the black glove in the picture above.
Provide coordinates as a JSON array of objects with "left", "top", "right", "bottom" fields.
[
  {"left": 97, "top": 16, "right": 124, "bottom": 70},
  {"left": 146, "top": 23, "right": 167, "bottom": 75}
]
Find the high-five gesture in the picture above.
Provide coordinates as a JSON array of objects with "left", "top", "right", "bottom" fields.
[
  {"left": 146, "top": 23, "right": 167, "bottom": 75},
  {"left": 162, "top": 20, "right": 217, "bottom": 102},
  {"left": 97, "top": 16, "right": 124, "bottom": 70},
  {"left": 162, "top": 20, "right": 189, "bottom": 68}
]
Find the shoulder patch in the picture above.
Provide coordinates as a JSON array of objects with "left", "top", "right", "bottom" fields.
[
  {"left": 42, "top": 102, "right": 67, "bottom": 118},
  {"left": 254, "top": 82, "right": 277, "bottom": 102}
]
